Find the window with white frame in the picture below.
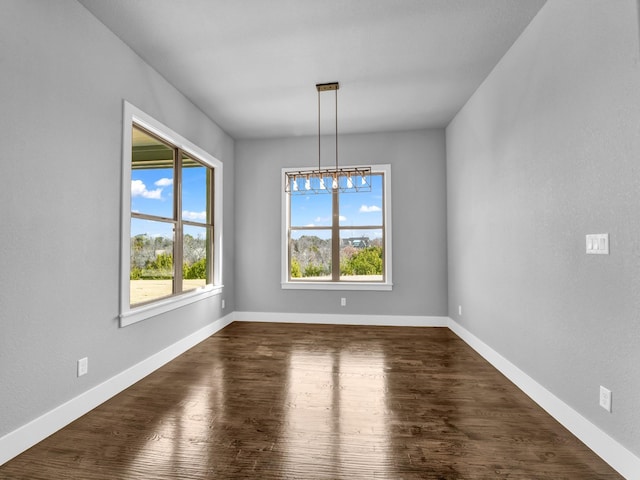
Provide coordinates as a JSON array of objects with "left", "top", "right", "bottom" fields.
[
  {"left": 121, "top": 102, "right": 223, "bottom": 326},
  {"left": 282, "top": 164, "right": 392, "bottom": 290}
]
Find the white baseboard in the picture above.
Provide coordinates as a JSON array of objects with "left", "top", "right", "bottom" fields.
[
  {"left": 0, "top": 313, "right": 234, "bottom": 467},
  {"left": 234, "top": 311, "right": 449, "bottom": 327},
  {"left": 447, "top": 318, "right": 639, "bottom": 480}
]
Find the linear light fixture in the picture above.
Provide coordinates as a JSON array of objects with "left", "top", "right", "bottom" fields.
[{"left": 285, "top": 82, "right": 372, "bottom": 195}]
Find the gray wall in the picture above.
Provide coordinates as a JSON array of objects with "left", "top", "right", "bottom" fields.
[
  {"left": 0, "top": 0, "right": 235, "bottom": 437},
  {"left": 235, "top": 129, "right": 448, "bottom": 316},
  {"left": 447, "top": 0, "right": 640, "bottom": 456}
]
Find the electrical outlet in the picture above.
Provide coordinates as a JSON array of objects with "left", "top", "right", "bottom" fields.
[
  {"left": 221, "top": 299, "right": 225, "bottom": 309},
  {"left": 458, "top": 305, "right": 462, "bottom": 316},
  {"left": 77, "top": 357, "right": 88, "bottom": 377},
  {"left": 599, "top": 386, "right": 612, "bottom": 412},
  {"left": 340, "top": 297, "right": 347, "bottom": 307}
]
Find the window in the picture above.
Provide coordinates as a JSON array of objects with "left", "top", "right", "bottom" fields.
[
  {"left": 282, "top": 164, "right": 392, "bottom": 290},
  {"left": 121, "top": 102, "right": 223, "bottom": 326}
]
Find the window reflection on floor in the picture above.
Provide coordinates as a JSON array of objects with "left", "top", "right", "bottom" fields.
[
  {"left": 282, "top": 346, "right": 390, "bottom": 478},
  {"left": 125, "top": 356, "right": 228, "bottom": 478}
]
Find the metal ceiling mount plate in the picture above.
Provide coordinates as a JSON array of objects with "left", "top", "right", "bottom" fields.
[{"left": 316, "top": 82, "right": 339, "bottom": 92}]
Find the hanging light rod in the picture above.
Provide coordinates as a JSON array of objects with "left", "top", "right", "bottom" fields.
[{"left": 285, "top": 81, "right": 372, "bottom": 195}]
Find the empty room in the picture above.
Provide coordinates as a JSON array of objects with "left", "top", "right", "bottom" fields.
[{"left": 0, "top": 0, "right": 638, "bottom": 478}]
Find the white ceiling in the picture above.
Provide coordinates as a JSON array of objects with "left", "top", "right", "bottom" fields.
[{"left": 78, "top": 0, "right": 546, "bottom": 139}]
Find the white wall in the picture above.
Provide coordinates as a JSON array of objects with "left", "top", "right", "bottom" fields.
[
  {"left": 0, "top": 0, "right": 234, "bottom": 440},
  {"left": 235, "top": 129, "right": 448, "bottom": 317},
  {"left": 447, "top": 0, "right": 640, "bottom": 457}
]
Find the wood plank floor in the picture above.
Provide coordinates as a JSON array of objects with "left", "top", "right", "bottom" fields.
[{"left": 0, "top": 322, "right": 623, "bottom": 479}]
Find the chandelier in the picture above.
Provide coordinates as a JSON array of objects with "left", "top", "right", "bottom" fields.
[{"left": 285, "top": 82, "right": 372, "bottom": 195}]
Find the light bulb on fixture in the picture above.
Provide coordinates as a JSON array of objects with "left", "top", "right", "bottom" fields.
[
  {"left": 319, "top": 177, "right": 326, "bottom": 190},
  {"left": 305, "top": 176, "right": 311, "bottom": 190},
  {"left": 292, "top": 178, "right": 298, "bottom": 191},
  {"left": 347, "top": 176, "right": 353, "bottom": 189},
  {"left": 332, "top": 174, "right": 338, "bottom": 190}
]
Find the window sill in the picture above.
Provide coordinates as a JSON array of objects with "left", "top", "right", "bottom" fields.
[
  {"left": 120, "top": 284, "right": 224, "bottom": 327},
  {"left": 281, "top": 282, "right": 392, "bottom": 291}
]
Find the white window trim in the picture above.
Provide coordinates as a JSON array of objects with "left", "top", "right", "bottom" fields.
[
  {"left": 281, "top": 163, "right": 393, "bottom": 291},
  {"left": 120, "top": 101, "right": 223, "bottom": 327}
]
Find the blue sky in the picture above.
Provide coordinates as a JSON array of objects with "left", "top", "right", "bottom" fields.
[
  {"left": 290, "top": 174, "right": 383, "bottom": 240},
  {"left": 130, "top": 166, "right": 207, "bottom": 237}
]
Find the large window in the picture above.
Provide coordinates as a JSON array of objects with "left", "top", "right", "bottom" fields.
[
  {"left": 121, "top": 102, "right": 223, "bottom": 326},
  {"left": 282, "top": 164, "right": 392, "bottom": 290}
]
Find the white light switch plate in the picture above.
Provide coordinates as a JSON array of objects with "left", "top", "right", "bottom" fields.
[{"left": 586, "top": 234, "right": 609, "bottom": 255}]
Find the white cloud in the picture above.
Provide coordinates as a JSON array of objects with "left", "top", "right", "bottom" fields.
[
  {"left": 131, "top": 179, "right": 162, "bottom": 199},
  {"left": 359, "top": 205, "right": 381, "bottom": 213},
  {"left": 182, "top": 210, "right": 207, "bottom": 221},
  {"left": 339, "top": 215, "right": 347, "bottom": 221},
  {"left": 155, "top": 177, "right": 173, "bottom": 187}
]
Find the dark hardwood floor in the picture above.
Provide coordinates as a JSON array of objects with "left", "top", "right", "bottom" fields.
[{"left": 0, "top": 322, "right": 623, "bottom": 479}]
